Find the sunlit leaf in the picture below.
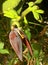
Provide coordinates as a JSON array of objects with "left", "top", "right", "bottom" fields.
[
  {"left": 0, "top": 42, "right": 4, "bottom": 49},
  {"left": 3, "top": 0, "right": 21, "bottom": 11},
  {"left": 33, "top": 11, "right": 43, "bottom": 23},
  {"left": 38, "top": 14, "right": 43, "bottom": 23},
  {"left": 31, "top": 5, "right": 39, "bottom": 11},
  {"left": 4, "top": 9, "right": 19, "bottom": 19},
  {"left": 35, "top": 0, "right": 43, "bottom": 4},
  {"left": 36, "top": 9, "right": 44, "bottom": 14},
  {"left": 33, "top": 12, "right": 39, "bottom": 20},
  {"left": 0, "top": 49, "right": 9, "bottom": 54},
  {"left": 28, "top": 2, "right": 34, "bottom": 7}
]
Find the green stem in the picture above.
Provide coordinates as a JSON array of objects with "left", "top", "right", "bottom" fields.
[
  {"left": 16, "top": 7, "right": 31, "bottom": 22},
  {"left": 29, "top": 22, "right": 44, "bottom": 27},
  {"left": 13, "top": 7, "right": 31, "bottom": 28},
  {"left": 21, "top": 7, "right": 31, "bottom": 18}
]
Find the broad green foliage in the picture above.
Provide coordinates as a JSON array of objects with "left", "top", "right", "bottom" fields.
[
  {"left": 2, "top": 0, "right": 21, "bottom": 19},
  {"left": 0, "top": 42, "right": 9, "bottom": 54},
  {"left": 35, "top": 0, "right": 43, "bottom": 4},
  {"left": 4, "top": 9, "right": 19, "bottom": 19},
  {"left": 0, "top": 49, "right": 9, "bottom": 54},
  {"left": 3, "top": 0, "right": 21, "bottom": 11},
  {"left": 24, "top": 28, "right": 31, "bottom": 41},
  {"left": 2, "top": 0, "right": 44, "bottom": 24}
]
